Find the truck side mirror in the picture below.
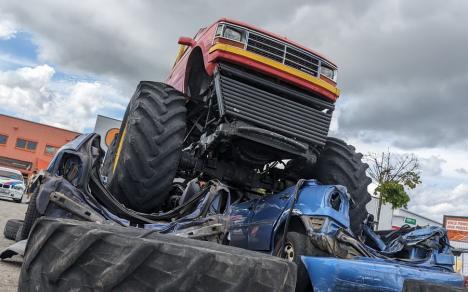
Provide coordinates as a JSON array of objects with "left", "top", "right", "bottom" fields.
[{"left": 178, "top": 36, "right": 195, "bottom": 47}]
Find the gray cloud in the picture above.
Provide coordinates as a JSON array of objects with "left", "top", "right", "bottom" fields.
[
  {"left": 2, "top": 1, "right": 466, "bottom": 148},
  {"left": 0, "top": 0, "right": 317, "bottom": 93},
  {"left": 408, "top": 182, "right": 468, "bottom": 222},
  {"left": 455, "top": 168, "right": 468, "bottom": 175},
  {"left": 420, "top": 156, "right": 446, "bottom": 177}
]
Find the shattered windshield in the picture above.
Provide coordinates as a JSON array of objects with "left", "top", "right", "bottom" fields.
[{"left": 0, "top": 170, "right": 23, "bottom": 181}]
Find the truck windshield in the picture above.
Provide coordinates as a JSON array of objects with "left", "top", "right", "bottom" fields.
[{"left": 0, "top": 170, "right": 23, "bottom": 181}]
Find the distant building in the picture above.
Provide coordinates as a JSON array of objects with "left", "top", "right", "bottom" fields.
[
  {"left": 0, "top": 114, "right": 80, "bottom": 178},
  {"left": 366, "top": 196, "right": 442, "bottom": 230}
]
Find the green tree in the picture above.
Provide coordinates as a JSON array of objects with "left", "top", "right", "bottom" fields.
[{"left": 366, "top": 151, "right": 421, "bottom": 228}]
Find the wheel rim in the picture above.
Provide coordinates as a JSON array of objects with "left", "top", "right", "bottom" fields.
[{"left": 282, "top": 242, "right": 295, "bottom": 262}]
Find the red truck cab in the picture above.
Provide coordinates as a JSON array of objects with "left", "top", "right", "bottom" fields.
[{"left": 167, "top": 18, "right": 340, "bottom": 102}]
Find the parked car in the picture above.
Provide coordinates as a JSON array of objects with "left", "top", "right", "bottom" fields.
[
  {"left": 0, "top": 166, "right": 25, "bottom": 203},
  {"left": 13, "top": 133, "right": 465, "bottom": 291}
]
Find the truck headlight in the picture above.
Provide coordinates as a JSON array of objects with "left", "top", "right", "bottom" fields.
[
  {"left": 223, "top": 27, "right": 243, "bottom": 42},
  {"left": 320, "top": 66, "right": 336, "bottom": 81}
]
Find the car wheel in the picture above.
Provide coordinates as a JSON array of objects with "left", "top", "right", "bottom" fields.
[
  {"left": 275, "top": 232, "right": 314, "bottom": 292},
  {"left": 16, "top": 186, "right": 40, "bottom": 241}
]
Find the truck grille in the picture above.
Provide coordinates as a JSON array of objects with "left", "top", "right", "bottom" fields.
[
  {"left": 246, "top": 31, "right": 323, "bottom": 77},
  {"left": 216, "top": 63, "right": 333, "bottom": 146}
]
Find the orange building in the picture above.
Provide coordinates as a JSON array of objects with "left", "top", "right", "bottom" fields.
[{"left": 0, "top": 114, "right": 80, "bottom": 178}]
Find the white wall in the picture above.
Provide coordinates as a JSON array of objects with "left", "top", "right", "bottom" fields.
[
  {"left": 366, "top": 196, "right": 441, "bottom": 230},
  {"left": 452, "top": 241, "right": 468, "bottom": 276},
  {"left": 366, "top": 196, "right": 393, "bottom": 230}
]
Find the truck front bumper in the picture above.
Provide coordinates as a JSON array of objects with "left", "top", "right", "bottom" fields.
[{"left": 208, "top": 44, "right": 340, "bottom": 102}]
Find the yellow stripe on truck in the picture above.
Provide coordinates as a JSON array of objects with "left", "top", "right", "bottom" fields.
[
  {"left": 112, "top": 123, "right": 127, "bottom": 174},
  {"left": 208, "top": 44, "right": 340, "bottom": 97}
]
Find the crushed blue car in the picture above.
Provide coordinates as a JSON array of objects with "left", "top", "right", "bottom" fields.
[{"left": 12, "top": 134, "right": 466, "bottom": 291}]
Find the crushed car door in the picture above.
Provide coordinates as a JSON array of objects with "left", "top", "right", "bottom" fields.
[
  {"left": 228, "top": 199, "right": 258, "bottom": 249},
  {"left": 247, "top": 191, "right": 290, "bottom": 251}
]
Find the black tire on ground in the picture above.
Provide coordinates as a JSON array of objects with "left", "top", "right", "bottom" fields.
[
  {"left": 19, "top": 218, "right": 296, "bottom": 292},
  {"left": 3, "top": 219, "right": 23, "bottom": 240},
  {"left": 13, "top": 197, "right": 22, "bottom": 203},
  {"left": 106, "top": 82, "right": 187, "bottom": 212},
  {"left": 15, "top": 225, "right": 23, "bottom": 242},
  {"left": 16, "top": 186, "right": 40, "bottom": 241},
  {"left": 296, "top": 137, "right": 372, "bottom": 236}
]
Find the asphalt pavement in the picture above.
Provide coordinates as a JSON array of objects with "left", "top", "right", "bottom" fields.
[{"left": 0, "top": 198, "right": 27, "bottom": 292}]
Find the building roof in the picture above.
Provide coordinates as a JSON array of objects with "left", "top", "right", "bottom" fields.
[
  {"left": 395, "top": 208, "right": 442, "bottom": 225},
  {"left": 0, "top": 113, "right": 81, "bottom": 135},
  {"left": 96, "top": 114, "right": 122, "bottom": 122}
]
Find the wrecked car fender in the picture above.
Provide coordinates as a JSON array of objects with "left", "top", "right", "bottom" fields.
[
  {"left": 230, "top": 180, "right": 351, "bottom": 252},
  {"left": 301, "top": 256, "right": 464, "bottom": 291}
]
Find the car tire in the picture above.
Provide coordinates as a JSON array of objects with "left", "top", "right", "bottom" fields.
[
  {"left": 16, "top": 186, "right": 40, "bottom": 241},
  {"left": 275, "top": 232, "right": 324, "bottom": 292},
  {"left": 105, "top": 82, "right": 187, "bottom": 212},
  {"left": 3, "top": 219, "right": 23, "bottom": 240},
  {"left": 13, "top": 196, "right": 22, "bottom": 203}
]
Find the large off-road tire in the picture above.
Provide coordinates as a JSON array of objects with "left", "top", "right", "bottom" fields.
[
  {"left": 3, "top": 219, "right": 23, "bottom": 240},
  {"left": 295, "top": 137, "right": 372, "bottom": 236},
  {"left": 19, "top": 218, "right": 296, "bottom": 292},
  {"left": 106, "top": 82, "right": 187, "bottom": 212}
]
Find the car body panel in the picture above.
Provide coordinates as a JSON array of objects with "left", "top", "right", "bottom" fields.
[
  {"left": 302, "top": 256, "right": 464, "bottom": 291},
  {"left": 229, "top": 181, "right": 351, "bottom": 252},
  {"left": 228, "top": 199, "right": 257, "bottom": 249}
]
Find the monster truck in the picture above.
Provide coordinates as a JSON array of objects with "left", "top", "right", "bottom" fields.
[{"left": 103, "top": 18, "right": 371, "bottom": 236}]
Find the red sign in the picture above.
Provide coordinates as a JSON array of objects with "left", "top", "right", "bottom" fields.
[{"left": 443, "top": 215, "right": 468, "bottom": 243}]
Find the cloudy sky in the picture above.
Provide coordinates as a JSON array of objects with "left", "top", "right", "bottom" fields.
[{"left": 0, "top": 0, "right": 467, "bottom": 222}]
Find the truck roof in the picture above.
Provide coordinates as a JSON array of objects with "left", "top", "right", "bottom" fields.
[{"left": 217, "top": 18, "right": 337, "bottom": 68}]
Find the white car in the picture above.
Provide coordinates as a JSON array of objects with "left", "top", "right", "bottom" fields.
[{"left": 0, "top": 167, "right": 25, "bottom": 203}]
